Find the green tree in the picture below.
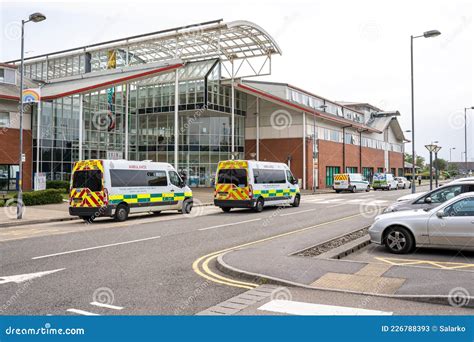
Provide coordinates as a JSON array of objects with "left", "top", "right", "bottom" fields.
[
  {"left": 433, "top": 158, "right": 447, "bottom": 171},
  {"left": 404, "top": 153, "right": 425, "bottom": 168}
]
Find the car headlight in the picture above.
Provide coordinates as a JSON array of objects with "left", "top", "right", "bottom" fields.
[{"left": 383, "top": 206, "right": 396, "bottom": 213}]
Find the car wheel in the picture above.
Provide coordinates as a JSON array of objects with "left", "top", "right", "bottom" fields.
[
  {"left": 335, "top": 190, "right": 341, "bottom": 193},
  {"left": 80, "top": 215, "right": 94, "bottom": 223},
  {"left": 292, "top": 194, "right": 300, "bottom": 207},
  {"left": 221, "top": 207, "right": 232, "bottom": 213},
  {"left": 152, "top": 211, "right": 161, "bottom": 215},
  {"left": 384, "top": 226, "right": 415, "bottom": 254},
  {"left": 114, "top": 204, "right": 129, "bottom": 222},
  {"left": 181, "top": 199, "right": 193, "bottom": 214},
  {"left": 254, "top": 198, "right": 264, "bottom": 212},
  {"left": 351, "top": 186, "right": 357, "bottom": 193}
]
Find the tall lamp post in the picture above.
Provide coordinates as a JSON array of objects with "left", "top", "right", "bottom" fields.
[
  {"left": 410, "top": 29, "right": 441, "bottom": 193},
  {"left": 433, "top": 145, "right": 442, "bottom": 188},
  {"left": 425, "top": 143, "right": 439, "bottom": 191},
  {"left": 17, "top": 12, "right": 47, "bottom": 219},
  {"left": 464, "top": 106, "right": 474, "bottom": 174},
  {"left": 449, "top": 147, "right": 456, "bottom": 162}
]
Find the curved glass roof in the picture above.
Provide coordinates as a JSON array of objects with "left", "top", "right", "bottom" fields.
[{"left": 6, "top": 19, "right": 282, "bottom": 81}]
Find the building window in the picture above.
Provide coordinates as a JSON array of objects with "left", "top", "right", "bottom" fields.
[
  {"left": 363, "top": 167, "right": 374, "bottom": 182},
  {"left": 346, "top": 167, "right": 358, "bottom": 173},
  {"left": 0, "top": 68, "right": 16, "bottom": 84},
  {"left": 0, "top": 164, "right": 19, "bottom": 191},
  {"left": 326, "top": 166, "right": 340, "bottom": 187},
  {"left": 391, "top": 168, "right": 396, "bottom": 176},
  {"left": 398, "top": 168, "right": 404, "bottom": 177},
  {"left": 0, "top": 112, "right": 9, "bottom": 127},
  {"left": 377, "top": 167, "right": 384, "bottom": 173}
]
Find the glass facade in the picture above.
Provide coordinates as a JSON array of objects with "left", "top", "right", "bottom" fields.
[
  {"left": 33, "top": 60, "right": 246, "bottom": 186},
  {"left": 0, "top": 164, "right": 19, "bottom": 191}
]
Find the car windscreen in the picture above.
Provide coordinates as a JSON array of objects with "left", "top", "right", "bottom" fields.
[
  {"left": 72, "top": 170, "right": 102, "bottom": 192},
  {"left": 217, "top": 169, "right": 248, "bottom": 187}
]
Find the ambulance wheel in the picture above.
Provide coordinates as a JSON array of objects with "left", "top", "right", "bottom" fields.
[
  {"left": 366, "top": 186, "right": 371, "bottom": 192},
  {"left": 80, "top": 216, "right": 94, "bottom": 222},
  {"left": 114, "top": 204, "right": 129, "bottom": 222},
  {"left": 221, "top": 207, "right": 232, "bottom": 213},
  {"left": 335, "top": 190, "right": 341, "bottom": 193},
  {"left": 181, "top": 199, "right": 193, "bottom": 214},
  {"left": 292, "top": 194, "right": 300, "bottom": 207},
  {"left": 351, "top": 186, "right": 357, "bottom": 193},
  {"left": 254, "top": 198, "right": 264, "bottom": 212}
]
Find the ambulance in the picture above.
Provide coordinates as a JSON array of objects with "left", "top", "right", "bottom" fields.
[
  {"left": 333, "top": 173, "right": 371, "bottom": 193},
  {"left": 214, "top": 160, "right": 300, "bottom": 212},
  {"left": 69, "top": 159, "right": 193, "bottom": 222}
]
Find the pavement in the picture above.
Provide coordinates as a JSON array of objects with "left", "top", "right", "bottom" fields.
[
  {"left": 2, "top": 184, "right": 462, "bottom": 316},
  {"left": 0, "top": 188, "right": 328, "bottom": 228}
]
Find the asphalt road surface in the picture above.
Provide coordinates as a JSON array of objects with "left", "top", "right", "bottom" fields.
[{"left": 0, "top": 188, "right": 426, "bottom": 315}]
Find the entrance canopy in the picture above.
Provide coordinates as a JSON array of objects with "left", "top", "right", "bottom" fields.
[{"left": 6, "top": 20, "right": 282, "bottom": 82}]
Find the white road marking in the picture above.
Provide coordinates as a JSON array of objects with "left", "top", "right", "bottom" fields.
[
  {"left": 0, "top": 268, "right": 65, "bottom": 285},
  {"left": 198, "top": 218, "right": 261, "bottom": 231},
  {"left": 258, "top": 300, "right": 393, "bottom": 316},
  {"left": 67, "top": 308, "right": 99, "bottom": 316},
  {"left": 32, "top": 236, "right": 161, "bottom": 260},
  {"left": 279, "top": 209, "right": 315, "bottom": 216},
  {"left": 90, "top": 301, "right": 124, "bottom": 310}
]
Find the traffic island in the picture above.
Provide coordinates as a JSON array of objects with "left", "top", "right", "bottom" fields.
[{"left": 216, "top": 220, "right": 474, "bottom": 308}]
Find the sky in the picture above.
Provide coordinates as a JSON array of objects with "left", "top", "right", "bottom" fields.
[{"left": 1, "top": 0, "right": 473, "bottom": 163}]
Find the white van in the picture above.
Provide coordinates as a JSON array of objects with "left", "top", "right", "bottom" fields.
[
  {"left": 214, "top": 160, "right": 300, "bottom": 212},
  {"left": 69, "top": 159, "right": 193, "bottom": 222},
  {"left": 333, "top": 173, "right": 370, "bottom": 193}
]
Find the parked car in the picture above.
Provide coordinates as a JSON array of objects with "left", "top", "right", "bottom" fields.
[
  {"left": 395, "top": 177, "right": 411, "bottom": 189},
  {"left": 396, "top": 192, "right": 426, "bottom": 202},
  {"left": 369, "top": 192, "right": 474, "bottom": 254},
  {"left": 384, "top": 182, "right": 474, "bottom": 213},
  {"left": 333, "top": 173, "right": 370, "bottom": 193},
  {"left": 372, "top": 173, "right": 398, "bottom": 190}
]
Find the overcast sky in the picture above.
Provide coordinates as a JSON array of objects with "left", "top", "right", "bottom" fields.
[{"left": 1, "top": 0, "right": 473, "bottom": 162}]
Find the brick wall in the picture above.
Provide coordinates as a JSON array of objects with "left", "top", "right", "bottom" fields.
[
  {"left": 245, "top": 138, "right": 404, "bottom": 190},
  {"left": 0, "top": 128, "right": 33, "bottom": 190}
]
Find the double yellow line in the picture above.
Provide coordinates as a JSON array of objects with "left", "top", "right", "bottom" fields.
[{"left": 192, "top": 213, "right": 362, "bottom": 289}]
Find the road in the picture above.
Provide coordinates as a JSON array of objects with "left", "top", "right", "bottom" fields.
[{"left": 0, "top": 187, "right": 426, "bottom": 315}]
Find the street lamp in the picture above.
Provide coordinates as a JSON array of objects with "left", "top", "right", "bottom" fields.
[
  {"left": 17, "top": 12, "right": 47, "bottom": 220},
  {"left": 464, "top": 106, "right": 474, "bottom": 174},
  {"left": 449, "top": 147, "right": 456, "bottom": 162},
  {"left": 425, "top": 143, "right": 439, "bottom": 190},
  {"left": 433, "top": 145, "right": 442, "bottom": 188},
  {"left": 410, "top": 29, "right": 441, "bottom": 194}
]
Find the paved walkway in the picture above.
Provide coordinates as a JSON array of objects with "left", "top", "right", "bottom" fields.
[{"left": 0, "top": 188, "right": 328, "bottom": 228}]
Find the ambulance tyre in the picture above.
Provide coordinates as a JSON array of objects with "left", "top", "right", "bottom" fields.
[
  {"left": 292, "top": 194, "right": 300, "bottom": 207},
  {"left": 366, "top": 185, "right": 371, "bottom": 192},
  {"left": 254, "top": 198, "right": 264, "bottom": 212},
  {"left": 221, "top": 207, "right": 232, "bottom": 213},
  {"left": 181, "top": 198, "right": 193, "bottom": 214},
  {"left": 335, "top": 190, "right": 341, "bottom": 193},
  {"left": 351, "top": 186, "right": 357, "bottom": 193},
  {"left": 114, "top": 204, "right": 129, "bottom": 222}
]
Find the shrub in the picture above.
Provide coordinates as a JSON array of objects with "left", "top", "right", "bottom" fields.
[
  {"left": 46, "top": 180, "right": 70, "bottom": 192},
  {"left": 15, "top": 189, "right": 64, "bottom": 206}
]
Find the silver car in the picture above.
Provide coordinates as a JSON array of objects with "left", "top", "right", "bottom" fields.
[
  {"left": 369, "top": 192, "right": 474, "bottom": 254},
  {"left": 384, "top": 182, "right": 474, "bottom": 213}
]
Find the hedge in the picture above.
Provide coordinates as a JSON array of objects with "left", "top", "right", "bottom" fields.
[
  {"left": 46, "top": 180, "right": 70, "bottom": 192},
  {"left": 15, "top": 189, "right": 64, "bottom": 206}
]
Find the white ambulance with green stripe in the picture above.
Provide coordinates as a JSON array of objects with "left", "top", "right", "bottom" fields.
[{"left": 70, "top": 159, "right": 192, "bottom": 222}]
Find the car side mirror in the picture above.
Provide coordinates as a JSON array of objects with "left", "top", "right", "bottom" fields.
[
  {"left": 425, "top": 197, "right": 432, "bottom": 204},
  {"left": 436, "top": 210, "right": 446, "bottom": 218},
  {"left": 292, "top": 179, "right": 298, "bottom": 185},
  {"left": 179, "top": 180, "right": 186, "bottom": 188}
]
